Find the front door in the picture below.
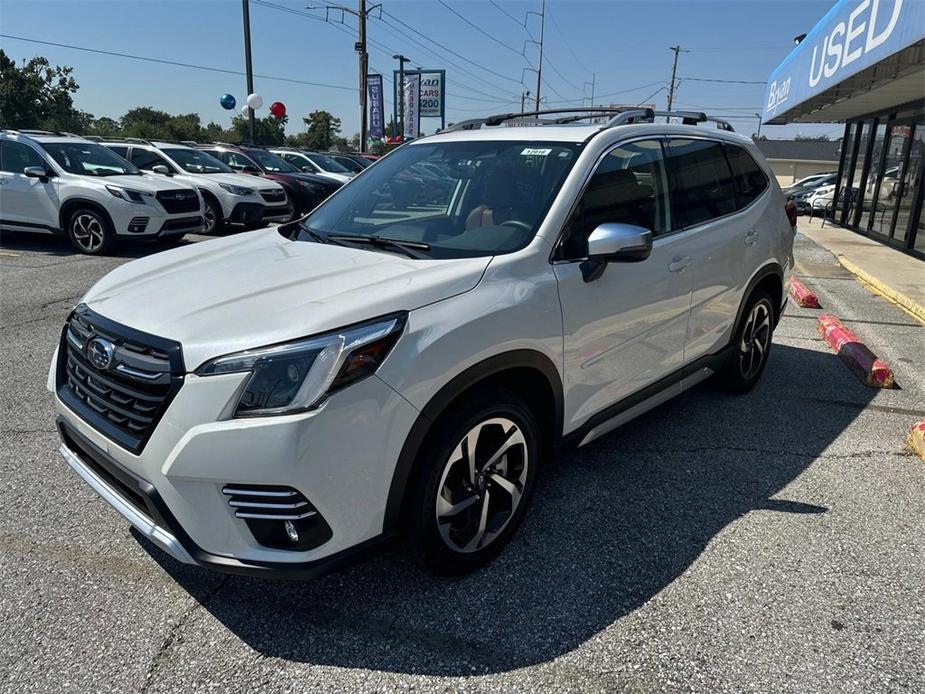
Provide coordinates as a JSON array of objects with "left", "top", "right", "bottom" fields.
[
  {"left": 554, "top": 138, "right": 693, "bottom": 431},
  {"left": 0, "top": 141, "right": 60, "bottom": 232}
]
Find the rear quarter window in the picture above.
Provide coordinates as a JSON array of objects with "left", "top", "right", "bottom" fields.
[
  {"left": 725, "top": 145, "right": 769, "bottom": 209},
  {"left": 666, "top": 138, "right": 737, "bottom": 229}
]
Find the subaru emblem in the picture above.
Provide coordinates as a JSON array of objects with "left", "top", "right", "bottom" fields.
[
  {"left": 86, "top": 337, "right": 115, "bottom": 370},
  {"left": 174, "top": 192, "right": 186, "bottom": 200}
]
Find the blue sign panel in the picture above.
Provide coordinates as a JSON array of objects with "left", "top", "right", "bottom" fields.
[
  {"left": 368, "top": 73, "right": 384, "bottom": 139},
  {"left": 763, "top": 0, "right": 925, "bottom": 123}
]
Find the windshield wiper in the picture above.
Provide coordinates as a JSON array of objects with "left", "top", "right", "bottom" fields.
[{"left": 326, "top": 234, "right": 431, "bottom": 259}]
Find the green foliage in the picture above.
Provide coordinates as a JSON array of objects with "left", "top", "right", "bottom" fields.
[
  {"left": 291, "top": 110, "right": 342, "bottom": 150},
  {"left": 0, "top": 49, "right": 89, "bottom": 131},
  {"left": 227, "top": 114, "right": 287, "bottom": 145}
]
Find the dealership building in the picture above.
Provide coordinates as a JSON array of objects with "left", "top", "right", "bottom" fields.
[{"left": 764, "top": 0, "right": 924, "bottom": 257}]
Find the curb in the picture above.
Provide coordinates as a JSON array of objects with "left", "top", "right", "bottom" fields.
[
  {"left": 907, "top": 420, "right": 925, "bottom": 462},
  {"left": 789, "top": 277, "right": 821, "bottom": 308},
  {"left": 837, "top": 255, "right": 925, "bottom": 324},
  {"left": 817, "top": 314, "right": 894, "bottom": 388}
]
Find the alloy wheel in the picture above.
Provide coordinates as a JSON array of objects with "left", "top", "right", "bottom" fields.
[
  {"left": 435, "top": 417, "right": 529, "bottom": 554},
  {"left": 71, "top": 213, "right": 105, "bottom": 252},
  {"left": 739, "top": 300, "right": 772, "bottom": 380},
  {"left": 203, "top": 202, "right": 217, "bottom": 233}
]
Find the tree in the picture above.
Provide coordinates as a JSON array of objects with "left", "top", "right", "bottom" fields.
[
  {"left": 0, "top": 49, "right": 86, "bottom": 131},
  {"left": 84, "top": 116, "right": 121, "bottom": 137},
  {"left": 227, "top": 114, "right": 287, "bottom": 145},
  {"left": 120, "top": 107, "right": 204, "bottom": 141},
  {"left": 795, "top": 134, "right": 831, "bottom": 141},
  {"left": 301, "top": 110, "right": 341, "bottom": 150}
]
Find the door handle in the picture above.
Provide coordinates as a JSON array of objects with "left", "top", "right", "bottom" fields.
[
  {"left": 745, "top": 229, "right": 759, "bottom": 246},
  {"left": 668, "top": 255, "right": 691, "bottom": 273}
]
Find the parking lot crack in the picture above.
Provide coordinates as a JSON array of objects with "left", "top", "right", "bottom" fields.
[
  {"left": 626, "top": 445, "right": 900, "bottom": 460},
  {"left": 138, "top": 575, "right": 230, "bottom": 693}
]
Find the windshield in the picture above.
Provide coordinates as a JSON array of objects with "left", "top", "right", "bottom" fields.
[
  {"left": 293, "top": 140, "right": 581, "bottom": 259},
  {"left": 42, "top": 142, "right": 140, "bottom": 176},
  {"left": 306, "top": 153, "right": 351, "bottom": 173},
  {"left": 163, "top": 148, "right": 233, "bottom": 174},
  {"left": 246, "top": 149, "right": 299, "bottom": 173}
]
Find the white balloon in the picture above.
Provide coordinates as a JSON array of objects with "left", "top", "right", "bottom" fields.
[
  {"left": 241, "top": 104, "right": 250, "bottom": 115},
  {"left": 246, "top": 93, "right": 263, "bottom": 110}
]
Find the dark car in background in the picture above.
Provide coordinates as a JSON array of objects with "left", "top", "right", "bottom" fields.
[
  {"left": 323, "top": 152, "right": 373, "bottom": 174},
  {"left": 194, "top": 143, "right": 342, "bottom": 220}
]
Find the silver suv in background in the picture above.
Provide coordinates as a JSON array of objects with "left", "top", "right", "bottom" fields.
[
  {"left": 95, "top": 139, "right": 290, "bottom": 233},
  {"left": 52, "top": 108, "right": 795, "bottom": 578},
  {"left": 0, "top": 130, "right": 203, "bottom": 254}
]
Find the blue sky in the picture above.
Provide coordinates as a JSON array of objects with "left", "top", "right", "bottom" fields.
[{"left": 0, "top": 0, "right": 845, "bottom": 140}]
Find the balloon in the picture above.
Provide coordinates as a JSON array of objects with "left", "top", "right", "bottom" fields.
[
  {"left": 246, "top": 93, "right": 263, "bottom": 110},
  {"left": 269, "top": 101, "right": 286, "bottom": 118},
  {"left": 220, "top": 93, "right": 236, "bottom": 110},
  {"left": 241, "top": 104, "right": 250, "bottom": 116}
]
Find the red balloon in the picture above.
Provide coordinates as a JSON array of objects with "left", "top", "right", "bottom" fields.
[{"left": 269, "top": 101, "right": 286, "bottom": 118}]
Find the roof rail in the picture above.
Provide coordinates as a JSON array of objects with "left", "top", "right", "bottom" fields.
[
  {"left": 81, "top": 135, "right": 156, "bottom": 145},
  {"left": 603, "top": 110, "right": 735, "bottom": 132},
  {"left": 6, "top": 129, "right": 86, "bottom": 138}
]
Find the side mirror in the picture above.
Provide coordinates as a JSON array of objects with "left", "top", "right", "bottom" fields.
[
  {"left": 23, "top": 166, "right": 49, "bottom": 181},
  {"left": 581, "top": 223, "right": 653, "bottom": 282},
  {"left": 151, "top": 164, "right": 171, "bottom": 175},
  {"left": 243, "top": 165, "right": 260, "bottom": 174},
  {"left": 301, "top": 166, "right": 313, "bottom": 173}
]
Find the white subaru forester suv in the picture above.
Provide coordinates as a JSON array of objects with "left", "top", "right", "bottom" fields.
[
  {"left": 51, "top": 109, "right": 796, "bottom": 578},
  {"left": 0, "top": 130, "right": 203, "bottom": 254}
]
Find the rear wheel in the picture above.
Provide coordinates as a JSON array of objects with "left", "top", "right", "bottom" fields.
[
  {"left": 67, "top": 208, "right": 113, "bottom": 255},
  {"left": 718, "top": 289, "right": 775, "bottom": 392},
  {"left": 410, "top": 388, "right": 539, "bottom": 575}
]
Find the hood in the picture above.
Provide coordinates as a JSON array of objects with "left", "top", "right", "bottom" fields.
[
  {"left": 81, "top": 229, "right": 491, "bottom": 370},
  {"left": 317, "top": 172, "right": 352, "bottom": 184},
  {"left": 102, "top": 174, "right": 196, "bottom": 194},
  {"left": 285, "top": 171, "right": 341, "bottom": 189}
]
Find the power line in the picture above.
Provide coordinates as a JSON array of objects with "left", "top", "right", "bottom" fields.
[
  {"left": 546, "top": 6, "right": 591, "bottom": 75},
  {"left": 489, "top": 0, "right": 526, "bottom": 29},
  {"left": 680, "top": 77, "right": 767, "bottom": 85},
  {"left": 437, "top": 1, "right": 524, "bottom": 58},
  {"left": 0, "top": 33, "right": 358, "bottom": 92}
]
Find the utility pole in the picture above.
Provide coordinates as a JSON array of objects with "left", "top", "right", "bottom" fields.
[
  {"left": 754, "top": 113, "right": 763, "bottom": 139},
  {"left": 393, "top": 53, "right": 409, "bottom": 138},
  {"left": 520, "top": 91, "right": 530, "bottom": 113},
  {"left": 534, "top": 0, "right": 545, "bottom": 112},
  {"left": 584, "top": 73, "right": 596, "bottom": 108},
  {"left": 357, "top": 0, "right": 368, "bottom": 152},
  {"left": 666, "top": 45, "right": 688, "bottom": 121},
  {"left": 242, "top": 0, "right": 256, "bottom": 144}
]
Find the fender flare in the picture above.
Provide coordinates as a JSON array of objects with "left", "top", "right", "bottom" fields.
[
  {"left": 382, "top": 349, "right": 563, "bottom": 532},
  {"left": 734, "top": 262, "right": 784, "bottom": 331},
  {"left": 59, "top": 198, "right": 116, "bottom": 237}
]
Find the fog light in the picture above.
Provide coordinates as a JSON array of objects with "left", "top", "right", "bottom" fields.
[{"left": 284, "top": 520, "right": 299, "bottom": 543}]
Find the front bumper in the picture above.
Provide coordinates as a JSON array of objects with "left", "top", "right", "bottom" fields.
[
  {"left": 53, "top": 355, "right": 420, "bottom": 576},
  {"left": 262, "top": 202, "right": 290, "bottom": 223}
]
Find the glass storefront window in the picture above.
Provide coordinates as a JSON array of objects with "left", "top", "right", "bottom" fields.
[
  {"left": 887, "top": 122, "right": 922, "bottom": 247},
  {"left": 863, "top": 122, "right": 889, "bottom": 233},
  {"left": 844, "top": 121, "right": 872, "bottom": 223},
  {"left": 835, "top": 123, "right": 856, "bottom": 219}
]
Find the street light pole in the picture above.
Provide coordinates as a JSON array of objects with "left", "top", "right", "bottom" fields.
[
  {"left": 534, "top": 0, "right": 545, "bottom": 111},
  {"left": 393, "top": 53, "right": 409, "bottom": 139},
  {"left": 242, "top": 0, "right": 256, "bottom": 144}
]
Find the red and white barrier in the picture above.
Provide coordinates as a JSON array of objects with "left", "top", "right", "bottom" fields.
[
  {"left": 907, "top": 420, "right": 925, "bottom": 462},
  {"left": 789, "top": 278, "right": 821, "bottom": 308},
  {"left": 817, "top": 314, "right": 894, "bottom": 388}
]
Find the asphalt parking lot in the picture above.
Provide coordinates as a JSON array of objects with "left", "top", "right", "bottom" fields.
[{"left": 1, "top": 229, "right": 923, "bottom": 693}]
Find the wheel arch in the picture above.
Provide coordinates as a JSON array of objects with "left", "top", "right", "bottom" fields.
[
  {"left": 59, "top": 197, "right": 116, "bottom": 236},
  {"left": 736, "top": 262, "right": 784, "bottom": 331},
  {"left": 383, "top": 349, "right": 564, "bottom": 533},
  {"left": 198, "top": 187, "right": 223, "bottom": 216}
]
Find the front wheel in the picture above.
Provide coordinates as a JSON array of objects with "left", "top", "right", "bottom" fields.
[
  {"left": 410, "top": 388, "right": 540, "bottom": 575},
  {"left": 717, "top": 289, "right": 775, "bottom": 392},
  {"left": 67, "top": 208, "right": 113, "bottom": 255},
  {"left": 202, "top": 197, "right": 222, "bottom": 234}
]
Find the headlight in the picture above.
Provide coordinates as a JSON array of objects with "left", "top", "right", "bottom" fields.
[
  {"left": 105, "top": 185, "right": 148, "bottom": 203},
  {"left": 219, "top": 183, "right": 254, "bottom": 195},
  {"left": 195, "top": 314, "right": 405, "bottom": 416}
]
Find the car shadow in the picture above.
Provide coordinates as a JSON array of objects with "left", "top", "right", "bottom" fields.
[{"left": 142, "top": 343, "right": 878, "bottom": 676}]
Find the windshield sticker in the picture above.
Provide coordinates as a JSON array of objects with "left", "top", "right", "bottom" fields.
[{"left": 521, "top": 148, "right": 552, "bottom": 156}]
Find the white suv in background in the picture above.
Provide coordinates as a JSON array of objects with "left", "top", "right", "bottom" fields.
[
  {"left": 51, "top": 109, "right": 795, "bottom": 579},
  {"left": 270, "top": 148, "right": 354, "bottom": 184},
  {"left": 97, "top": 139, "right": 290, "bottom": 233},
  {"left": 0, "top": 130, "right": 203, "bottom": 254}
]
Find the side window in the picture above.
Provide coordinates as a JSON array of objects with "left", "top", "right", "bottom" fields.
[
  {"left": 665, "top": 138, "right": 737, "bottom": 229},
  {"left": 0, "top": 141, "right": 47, "bottom": 174},
  {"left": 107, "top": 145, "right": 129, "bottom": 159},
  {"left": 224, "top": 152, "right": 253, "bottom": 170},
  {"left": 725, "top": 145, "right": 768, "bottom": 209},
  {"left": 130, "top": 148, "right": 171, "bottom": 171},
  {"left": 561, "top": 139, "right": 670, "bottom": 258}
]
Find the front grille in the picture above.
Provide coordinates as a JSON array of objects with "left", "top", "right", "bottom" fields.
[
  {"left": 57, "top": 306, "right": 185, "bottom": 454},
  {"left": 159, "top": 216, "right": 202, "bottom": 232},
  {"left": 155, "top": 189, "right": 200, "bottom": 214},
  {"left": 259, "top": 188, "right": 286, "bottom": 204}
]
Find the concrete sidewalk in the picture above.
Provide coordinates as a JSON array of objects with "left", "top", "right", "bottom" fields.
[{"left": 798, "top": 216, "right": 925, "bottom": 323}]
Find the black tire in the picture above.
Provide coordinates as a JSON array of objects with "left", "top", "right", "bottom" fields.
[
  {"left": 409, "top": 387, "right": 540, "bottom": 575},
  {"left": 202, "top": 196, "right": 222, "bottom": 234},
  {"left": 67, "top": 207, "right": 114, "bottom": 255},
  {"left": 717, "top": 289, "right": 775, "bottom": 393}
]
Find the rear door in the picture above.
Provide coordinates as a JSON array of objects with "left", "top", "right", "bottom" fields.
[
  {"left": 554, "top": 138, "right": 693, "bottom": 430},
  {"left": 664, "top": 138, "right": 765, "bottom": 362}
]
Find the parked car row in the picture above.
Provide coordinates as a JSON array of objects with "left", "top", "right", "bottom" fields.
[
  {"left": 781, "top": 171, "right": 837, "bottom": 214},
  {"left": 0, "top": 129, "right": 359, "bottom": 254}
]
